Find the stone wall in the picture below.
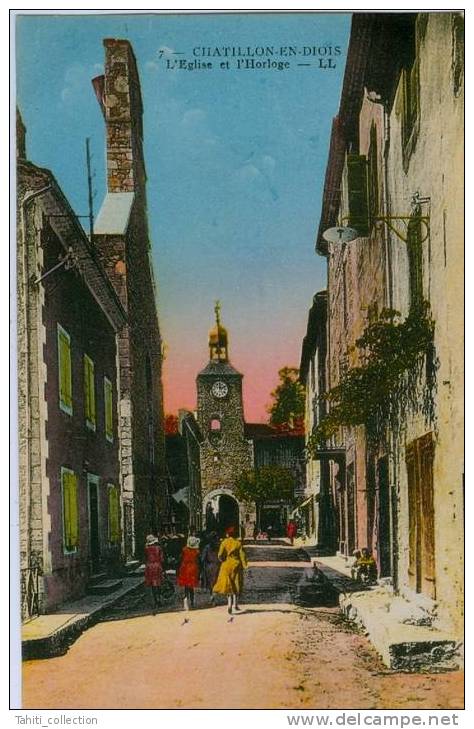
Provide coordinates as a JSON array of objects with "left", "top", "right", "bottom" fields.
[
  {"left": 326, "top": 96, "right": 387, "bottom": 559},
  {"left": 17, "top": 162, "right": 122, "bottom": 614},
  {"left": 322, "top": 12, "right": 463, "bottom": 636},
  {"left": 300, "top": 292, "right": 335, "bottom": 549},
  {"left": 17, "top": 165, "right": 51, "bottom": 616},
  {"left": 385, "top": 13, "right": 464, "bottom": 634},
  {"left": 197, "top": 374, "right": 252, "bottom": 497}
]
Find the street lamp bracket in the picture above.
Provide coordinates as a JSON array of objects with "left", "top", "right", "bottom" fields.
[{"left": 373, "top": 214, "right": 430, "bottom": 244}]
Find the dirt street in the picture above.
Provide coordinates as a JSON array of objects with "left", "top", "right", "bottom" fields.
[{"left": 22, "top": 544, "right": 464, "bottom": 710}]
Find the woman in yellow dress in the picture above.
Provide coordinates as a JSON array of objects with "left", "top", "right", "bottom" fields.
[{"left": 213, "top": 525, "right": 248, "bottom": 614}]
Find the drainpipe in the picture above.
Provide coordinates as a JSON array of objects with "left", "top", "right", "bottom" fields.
[{"left": 20, "top": 184, "right": 51, "bottom": 613}]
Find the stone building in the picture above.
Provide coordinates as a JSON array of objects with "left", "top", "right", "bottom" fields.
[
  {"left": 314, "top": 12, "right": 463, "bottom": 648},
  {"left": 244, "top": 423, "right": 306, "bottom": 536},
  {"left": 298, "top": 290, "right": 337, "bottom": 551},
  {"left": 92, "top": 39, "right": 167, "bottom": 560},
  {"left": 17, "top": 114, "right": 126, "bottom": 617},
  {"left": 196, "top": 304, "right": 254, "bottom": 535},
  {"left": 165, "top": 411, "right": 203, "bottom": 534}
]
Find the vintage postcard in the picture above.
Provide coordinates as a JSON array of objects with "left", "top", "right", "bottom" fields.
[{"left": 12, "top": 9, "right": 464, "bottom": 715}]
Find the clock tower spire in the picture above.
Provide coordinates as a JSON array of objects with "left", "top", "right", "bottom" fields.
[{"left": 209, "top": 299, "right": 229, "bottom": 362}]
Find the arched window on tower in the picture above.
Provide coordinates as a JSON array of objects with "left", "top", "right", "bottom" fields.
[{"left": 209, "top": 416, "right": 222, "bottom": 447}]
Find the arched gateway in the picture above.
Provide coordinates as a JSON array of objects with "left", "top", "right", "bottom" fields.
[{"left": 203, "top": 488, "right": 241, "bottom": 536}]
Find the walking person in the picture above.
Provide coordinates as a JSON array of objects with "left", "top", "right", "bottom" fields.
[
  {"left": 213, "top": 525, "right": 248, "bottom": 614},
  {"left": 177, "top": 535, "right": 201, "bottom": 610},
  {"left": 201, "top": 532, "right": 221, "bottom": 603},
  {"left": 286, "top": 519, "right": 297, "bottom": 546},
  {"left": 144, "top": 534, "right": 164, "bottom": 614}
]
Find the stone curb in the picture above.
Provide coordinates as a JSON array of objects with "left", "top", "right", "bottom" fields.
[
  {"left": 300, "top": 549, "right": 463, "bottom": 672},
  {"left": 22, "top": 577, "right": 144, "bottom": 661}
]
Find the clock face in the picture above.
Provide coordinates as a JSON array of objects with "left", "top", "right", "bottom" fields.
[{"left": 212, "top": 381, "right": 228, "bottom": 398}]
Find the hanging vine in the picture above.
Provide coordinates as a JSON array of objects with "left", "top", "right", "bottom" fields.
[{"left": 307, "top": 301, "right": 438, "bottom": 453}]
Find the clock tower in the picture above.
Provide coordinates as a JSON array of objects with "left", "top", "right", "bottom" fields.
[{"left": 196, "top": 302, "right": 254, "bottom": 535}]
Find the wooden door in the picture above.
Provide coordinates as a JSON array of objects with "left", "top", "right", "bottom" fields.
[
  {"left": 346, "top": 463, "right": 356, "bottom": 555},
  {"left": 405, "top": 434, "right": 436, "bottom": 598},
  {"left": 406, "top": 443, "right": 420, "bottom": 591},
  {"left": 419, "top": 433, "right": 436, "bottom": 598},
  {"left": 88, "top": 475, "right": 101, "bottom": 573}
]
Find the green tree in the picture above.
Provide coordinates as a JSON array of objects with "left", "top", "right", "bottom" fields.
[
  {"left": 235, "top": 465, "right": 295, "bottom": 529},
  {"left": 267, "top": 366, "right": 305, "bottom": 428}
]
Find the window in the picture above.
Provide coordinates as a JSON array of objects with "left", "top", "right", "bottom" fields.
[
  {"left": 402, "top": 59, "right": 419, "bottom": 145},
  {"left": 57, "top": 324, "right": 72, "bottom": 415},
  {"left": 400, "top": 26, "right": 420, "bottom": 166},
  {"left": 104, "top": 377, "right": 114, "bottom": 442},
  {"left": 342, "top": 260, "right": 348, "bottom": 328},
  {"left": 108, "top": 484, "right": 121, "bottom": 544},
  {"left": 209, "top": 416, "right": 222, "bottom": 446},
  {"left": 83, "top": 355, "right": 96, "bottom": 430},
  {"left": 367, "top": 123, "right": 379, "bottom": 229},
  {"left": 347, "top": 154, "right": 369, "bottom": 237},
  {"left": 407, "top": 212, "right": 424, "bottom": 310},
  {"left": 406, "top": 433, "right": 436, "bottom": 599},
  {"left": 61, "top": 467, "right": 79, "bottom": 553},
  {"left": 452, "top": 14, "right": 464, "bottom": 97}
]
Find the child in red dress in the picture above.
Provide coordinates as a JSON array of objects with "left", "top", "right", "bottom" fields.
[{"left": 177, "top": 535, "right": 200, "bottom": 610}]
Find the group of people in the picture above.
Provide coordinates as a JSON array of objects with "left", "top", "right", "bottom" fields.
[
  {"left": 144, "top": 526, "right": 248, "bottom": 615},
  {"left": 350, "top": 547, "right": 378, "bottom": 584},
  {"left": 251, "top": 519, "right": 298, "bottom": 544}
]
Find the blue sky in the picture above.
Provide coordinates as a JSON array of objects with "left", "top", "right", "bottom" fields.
[{"left": 16, "top": 12, "right": 351, "bottom": 420}]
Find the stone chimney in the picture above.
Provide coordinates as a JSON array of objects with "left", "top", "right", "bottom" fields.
[{"left": 100, "top": 39, "right": 146, "bottom": 193}]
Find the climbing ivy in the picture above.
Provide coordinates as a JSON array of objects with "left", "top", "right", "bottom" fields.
[{"left": 307, "top": 302, "right": 438, "bottom": 452}]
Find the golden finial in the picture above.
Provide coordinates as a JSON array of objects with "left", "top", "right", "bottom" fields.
[
  {"left": 214, "top": 299, "right": 221, "bottom": 327},
  {"left": 209, "top": 299, "right": 228, "bottom": 362}
]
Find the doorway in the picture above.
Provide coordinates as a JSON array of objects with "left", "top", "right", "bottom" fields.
[
  {"left": 217, "top": 494, "right": 239, "bottom": 535},
  {"left": 346, "top": 463, "right": 356, "bottom": 555},
  {"left": 377, "top": 456, "right": 392, "bottom": 577},
  {"left": 205, "top": 493, "right": 240, "bottom": 536},
  {"left": 260, "top": 505, "right": 284, "bottom": 536},
  {"left": 406, "top": 433, "right": 436, "bottom": 598},
  {"left": 87, "top": 474, "right": 101, "bottom": 573}
]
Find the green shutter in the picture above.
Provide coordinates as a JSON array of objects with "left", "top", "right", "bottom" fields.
[
  {"left": 409, "top": 58, "right": 419, "bottom": 126},
  {"left": 108, "top": 485, "right": 120, "bottom": 544},
  {"left": 347, "top": 154, "right": 369, "bottom": 237},
  {"left": 104, "top": 378, "right": 113, "bottom": 442},
  {"left": 84, "top": 355, "right": 96, "bottom": 428},
  {"left": 63, "top": 470, "right": 79, "bottom": 551},
  {"left": 58, "top": 326, "right": 72, "bottom": 414},
  {"left": 69, "top": 473, "right": 79, "bottom": 548},
  {"left": 402, "top": 58, "right": 420, "bottom": 154}
]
